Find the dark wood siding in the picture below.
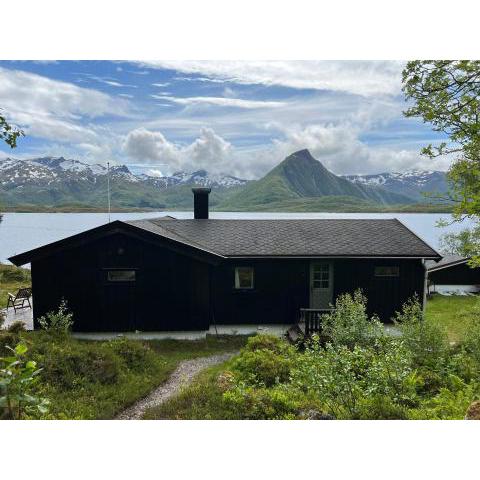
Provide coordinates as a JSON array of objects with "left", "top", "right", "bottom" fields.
[
  {"left": 429, "top": 263, "right": 480, "bottom": 286},
  {"left": 31, "top": 232, "right": 211, "bottom": 332},
  {"left": 211, "top": 258, "right": 425, "bottom": 325},
  {"left": 333, "top": 258, "right": 425, "bottom": 322},
  {"left": 30, "top": 233, "right": 426, "bottom": 330}
]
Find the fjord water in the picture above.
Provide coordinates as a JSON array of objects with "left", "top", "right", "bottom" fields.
[{"left": 0, "top": 211, "right": 473, "bottom": 264}]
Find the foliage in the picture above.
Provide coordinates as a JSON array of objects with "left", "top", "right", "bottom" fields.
[
  {"left": 0, "top": 111, "right": 24, "bottom": 149},
  {"left": 402, "top": 61, "right": 480, "bottom": 264},
  {"left": 7, "top": 321, "right": 26, "bottom": 334},
  {"left": 321, "top": 290, "right": 384, "bottom": 349},
  {"left": 290, "top": 337, "right": 417, "bottom": 419},
  {"left": 230, "top": 337, "right": 295, "bottom": 387},
  {"left": 152, "top": 296, "right": 480, "bottom": 420},
  {"left": 394, "top": 296, "right": 448, "bottom": 369},
  {"left": 0, "top": 333, "right": 247, "bottom": 420},
  {"left": 0, "top": 343, "right": 49, "bottom": 419},
  {"left": 38, "top": 300, "right": 74, "bottom": 334}
]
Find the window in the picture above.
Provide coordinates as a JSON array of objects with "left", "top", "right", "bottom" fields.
[
  {"left": 374, "top": 266, "right": 399, "bottom": 277},
  {"left": 107, "top": 270, "right": 136, "bottom": 282},
  {"left": 235, "top": 267, "right": 254, "bottom": 289},
  {"left": 313, "top": 263, "right": 330, "bottom": 288}
]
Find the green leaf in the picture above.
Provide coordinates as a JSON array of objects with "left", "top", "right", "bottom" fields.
[{"left": 14, "top": 344, "right": 28, "bottom": 356}]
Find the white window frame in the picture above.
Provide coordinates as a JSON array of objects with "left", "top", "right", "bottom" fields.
[{"left": 234, "top": 266, "right": 255, "bottom": 289}]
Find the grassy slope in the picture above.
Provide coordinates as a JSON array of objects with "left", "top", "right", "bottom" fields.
[
  {"left": 0, "top": 264, "right": 31, "bottom": 309},
  {"left": 0, "top": 332, "right": 247, "bottom": 420},
  {"left": 425, "top": 294, "right": 479, "bottom": 343}
]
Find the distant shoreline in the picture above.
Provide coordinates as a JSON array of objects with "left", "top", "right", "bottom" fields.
[{"left": 1, "top": 204, "right": 453, "bottom": 214}]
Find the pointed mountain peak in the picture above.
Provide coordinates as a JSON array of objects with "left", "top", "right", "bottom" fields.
[{"left": 286, "top": 149, "right": 316, "bottom": 161}]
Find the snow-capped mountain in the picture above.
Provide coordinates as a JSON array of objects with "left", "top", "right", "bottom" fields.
[
  {"left": 343, "top": 170, "right": 449, "bottom": 201},
  {"left": 0, "top": 156, "right": 249, "bottom": 209}
]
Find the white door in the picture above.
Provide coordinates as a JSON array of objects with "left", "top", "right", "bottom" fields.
[{"left": 310, "top": 262, "right": 333, "bottom": 309}]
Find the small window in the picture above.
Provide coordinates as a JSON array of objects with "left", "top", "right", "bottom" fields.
[
  {"left": 313, "top": 263, "right": 330, "bottom": 288},
  {"left": 107, "top": 270, "right": 136, "bottom": 282},
  {"left": 374, "top": 266, "right": 399, "bottom": 277},
  {"left": 235, "top": 267, "right": 254, "bottom": 289}
]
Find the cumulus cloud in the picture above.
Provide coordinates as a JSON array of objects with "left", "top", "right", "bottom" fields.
[
  {"left": 140, "top": 61, "right": 403, "bottom": 97},
  {"left": 122, "top": 127, "right": 181, "bottom": 169},
  {"left": 151, "top": 95, "right": 285, "bottom": 109}
]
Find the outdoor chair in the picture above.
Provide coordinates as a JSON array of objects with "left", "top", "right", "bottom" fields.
[{"left": 6, "top": 287, "right": 32, "bottom": 312}]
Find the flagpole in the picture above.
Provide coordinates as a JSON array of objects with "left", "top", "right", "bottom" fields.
[{"left": 107, "top": 161, "right": 111, "bottom": 223}]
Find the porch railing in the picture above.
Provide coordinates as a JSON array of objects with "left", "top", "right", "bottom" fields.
[{"left": 299, "top": 308, "right": 333, "bottom": 337}]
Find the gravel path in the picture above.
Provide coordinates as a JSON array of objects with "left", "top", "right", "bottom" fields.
[{"left": 116, "top": 352, "right": 236, "bottom": 420}]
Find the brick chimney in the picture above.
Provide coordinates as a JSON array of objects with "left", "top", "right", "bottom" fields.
[{"left": 192, "top": 187, "right": 211, "bottom": 219}]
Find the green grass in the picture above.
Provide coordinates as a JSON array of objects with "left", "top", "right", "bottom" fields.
[
  {"left": 144, "top": 362, "right": 232, "bottom": 420},
  {"left": 425, "top": 294, "right": 479, "bottom": 343},
  {"left": 0, "top": 331, "right": 247, "bottom": 420},
  {"left": 0, "top": 263, "right": 31, "bottom": 309}
]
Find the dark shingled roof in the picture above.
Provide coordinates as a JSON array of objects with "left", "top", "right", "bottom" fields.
[
  {"left": 125, "top": 218, "right": 440, "bottom": 258},
  {"left": 426, "top": 254, "right": 467, "bottom": 271}
]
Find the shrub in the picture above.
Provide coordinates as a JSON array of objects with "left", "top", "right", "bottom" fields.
[
  {"left": 38, "top": 300, "right": 74, "bottom": 334},
  {"left": 1, "top": 267, "right": 31, "bottom": 283},
  {"left": 106, "top": 337, "right": 150, "bottom": 371},
  {"left": 321, "top": 290, "right": 384, "bottom": 349},
  {"left": 0, "top": 342, "right": 49, "bottom": 419},
  {"left": 222, "top": 385, "right": 300, "bottom": 420},
  {"left": 230, "top": 348, "right": 294, "bottom": 387},
  {"left": 7, "top": 321, "right": 26, "bottom": 333},
  {"left": 39, "top": 341, "right": 121, "bottom": 387},
  {"left": 244, "top": 334, "right": 287, "bottom": 354},
  {"left": 357, "top": 395, "right": 409, "bottom": 420},
  {"left": 394, "top": 296, "right": 448, "bottom": 369},
  {"left": 462, "top": 318, "right": 480, "bottom": 364},
  {"left": 290, "top": 337, "right": 417, "bottom": 418}
]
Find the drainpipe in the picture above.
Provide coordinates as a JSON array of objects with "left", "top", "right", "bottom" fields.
[{"left": 421, "top": 259, "right": 428, "bottom": 317}]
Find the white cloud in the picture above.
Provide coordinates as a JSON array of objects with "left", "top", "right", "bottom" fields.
[
  {"left": 151, "top": 95, "right": 285, "bottom": 109},
  {"left": 152, "top": 82, "right": 170, "bottom": 87},
  {"left": 123, "top": 127, "right": 181, "bottom": 169},
  {"left": 141, "top": 61, "right": 403, "bottom": 97},
  {"left": 123, "top": 127, "right": 233, "bottom": 174},
  {"left": 0, "top": 66, "right": 131, "bottom": 145}
]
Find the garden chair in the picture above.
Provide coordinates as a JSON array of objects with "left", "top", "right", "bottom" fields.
[{"left": 6, "top": 287, "right": 32, "bottom": 312}]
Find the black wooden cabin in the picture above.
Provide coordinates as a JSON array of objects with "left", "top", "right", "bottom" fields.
[
  {"left": 426, "top": 255, "right": 480, "bottom": 294},
  {"left": 9, "top": 189, "right": 441, "bottom": 332}
]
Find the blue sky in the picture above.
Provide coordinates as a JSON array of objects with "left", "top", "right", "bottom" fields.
[{"left": 0, "top": 60, "right": 447, "bottom": 178}]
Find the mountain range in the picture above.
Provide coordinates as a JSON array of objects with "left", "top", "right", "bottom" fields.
[{"left": 0, "top": 150, "right": 450, "bottom": 212}]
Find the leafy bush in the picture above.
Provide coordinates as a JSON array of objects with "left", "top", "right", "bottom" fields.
[
  {"left": 244, "top": 334, "right": 287, "bottom": 354},
  {"left": 290, "top": 337, "right": 417, "bottom": 419},
  {"left": 38, "top": 300, "right": 74, "bottom": 334},
  {"left": 394, "top": 296, "right": 448, "bottom": 369},
  {"left": 230, "top": 348, "right": 293, "bottom": 387},
  {"left": 357, "top": 395, "right": 409, "bottom": 420},
  {"left": 462, "top": 318, "right": 480, "bottom": 363},
  {"left": 7, "top": 321, "right": 26, "bottom": 333},
  {"left": 321, "top": 290, "right": 384, "bottom": 349},
  {"left": 0, "top": 343, "right": 49, "bottom": 419}
]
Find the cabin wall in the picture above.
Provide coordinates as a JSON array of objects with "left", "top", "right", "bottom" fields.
[
  {"left": 333, "top": 258, "right": 425, "bottom": 323},
  {"left": 211, "top": 258, "right": 425, "bottom": 325},
  {"left": 31, "top": 232, "right": 210, "bottom": 332},
  {"left": 429, "top": 263, "right": 480, "bottom": 286}
]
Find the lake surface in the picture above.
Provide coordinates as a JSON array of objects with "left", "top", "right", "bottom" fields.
[{"left": 0, "top": 211, "right": 473, "bottom": 265}]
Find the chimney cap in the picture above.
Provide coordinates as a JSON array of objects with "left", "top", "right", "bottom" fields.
[{"left": 192, "top": 187, "right": 211, "bottom": 194}]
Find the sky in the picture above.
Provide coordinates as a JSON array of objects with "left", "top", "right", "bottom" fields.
[{"left": 0, "top": 60, "right": 449, "bottom": 179}]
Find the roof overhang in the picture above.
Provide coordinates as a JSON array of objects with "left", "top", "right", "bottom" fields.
[
  {"left": 427, "top": 257, "right": 470, "bottom": 272},
  {"left": 8, "top": 220, "right": 223, "bottom": 267}
]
